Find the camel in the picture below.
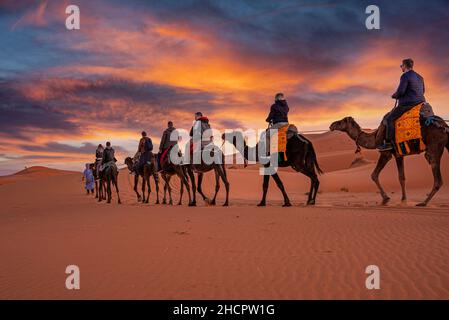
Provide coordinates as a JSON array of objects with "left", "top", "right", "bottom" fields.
[
  {"left": 158, "top": 149, "right": 193, "bottom": 206},
  {"left": 223, "top": 130, "right": 322, "bottom": 206},
  {"left": 185, "top": 145, "right": 230, "bottom": 206},
  {"left": 91, "top": 162, "right": 105, "bottom": 200},
  {"left": 99, "top": 163, "right": 121, "bottom": 204},
  {"left": 124, "top": 156, "right": 160, "bottom": 204},
  {"left": 330, "top": 116, "right": 449, "bottom": 206}
]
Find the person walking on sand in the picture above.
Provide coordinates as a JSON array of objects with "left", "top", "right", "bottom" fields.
[{"left": 82, "top": 163, "right": 95, "bottom": 195}]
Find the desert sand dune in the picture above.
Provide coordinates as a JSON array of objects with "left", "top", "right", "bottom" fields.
[{"left": 1, "top": 132, "right": 449, "bottom": 299}]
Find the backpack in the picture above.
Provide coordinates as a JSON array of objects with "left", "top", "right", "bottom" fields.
[{"left": 144, "top": 137, "right": 153, "bottom": 152}]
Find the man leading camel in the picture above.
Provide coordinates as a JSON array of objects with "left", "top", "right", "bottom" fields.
[{"left": 379, "top": 58, "right": 426, "bottom": 151}]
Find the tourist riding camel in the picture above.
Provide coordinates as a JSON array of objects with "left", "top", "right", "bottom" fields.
[
  {"left": 95, "top": 144, "right": 104, "bottom": 176},
  {"left": 100, "top": 141, "right": 121, "bottom": 204},
  {"left": 101, "top": 141, "right": 116, "bottom": 167},
  {"left": 158, "top": 121, "right": 177, "bottom": 168},
  {"left": 159, "top": 121, "right": 177, "bottom": 152},
  {"left": 267, "top": 93, "right": 289, "bottom": 128},
  {"left": 379, "top": 58, "right": 426, "bottom": 151},
  {"left": 137, "top": 131, "right": 154, "bottom": 173},
  {"left": 265, "top": 93, "right": 289, "bottom": 154},
  {"left": 189, "top": 112, "right": 212, "bottom": 155},
  {"left": 185, "top": 112, "right": 230, "bottom": 206},
  {"left": 223, "top": 93, "right": 321, "bottom": 206}
]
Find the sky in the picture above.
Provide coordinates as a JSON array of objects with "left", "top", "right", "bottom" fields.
[{"left": 1, "top": 0, "right": 448, "bottom": 174}]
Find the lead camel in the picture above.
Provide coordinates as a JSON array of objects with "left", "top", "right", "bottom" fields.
[{"left": 330, "top": 116, "right": 449, "bottom": 206}]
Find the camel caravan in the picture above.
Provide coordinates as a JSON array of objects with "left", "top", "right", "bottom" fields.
[{"left": 84, "top": 59, "right": 449, "bottom": 207}]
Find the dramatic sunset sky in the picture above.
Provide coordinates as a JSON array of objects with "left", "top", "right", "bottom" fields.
[{"left": 1, "top": 0, "right": 448, "bottom": 174}]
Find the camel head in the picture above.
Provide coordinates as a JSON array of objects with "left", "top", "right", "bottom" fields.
[
  {"left": 330, "top": 117, "right": 357, "bottom": 132},
  {"left": 124, "top": 157, "right": 134, "bottom": 172}
]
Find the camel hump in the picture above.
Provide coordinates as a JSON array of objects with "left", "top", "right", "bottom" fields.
[{"left": 286, "top": 124, "right": 298, "bottom": 139}]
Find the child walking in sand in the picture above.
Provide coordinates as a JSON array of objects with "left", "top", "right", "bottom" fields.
[{"left": 82, "top": 163, "right": 95, "bottom": 195}]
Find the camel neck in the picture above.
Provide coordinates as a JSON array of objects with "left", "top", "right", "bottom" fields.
[{"left": 345, "top": 125, "right": 378, "bottom": 150}]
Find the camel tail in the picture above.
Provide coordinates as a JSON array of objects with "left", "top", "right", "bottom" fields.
[
  {"left": 307, "top": 140, "right": 324, "bottom": 175},
  {"left": 446, "top": 136, "right": 449, "bottom": 154}
]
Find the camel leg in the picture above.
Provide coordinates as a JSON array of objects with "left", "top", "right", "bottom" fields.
[
  {"left": 98, "top": 180, "right": 103, "bottom": 202},
  {"left": 162, "top": 173, "right": 173, "bottom": 204},
  {"left": 218, "top": 165, "right": 230, "bottom": 206},
  {"left": 141, "top": 175, "right": 146, "bottom": 203},
  {"left": 114, "top": 173, "right": 121, "bottom": 204},
  {"left": 395, "top": 156, "right": 407, "bottom": 202},
  {"left": 371, "top": 152, "right": 393, "bottom": 205},
  {"left": 210, "top": 169, "right": 220, "bottom": 206},
  {"left": 417, "top": 148, "right": 444, "bottom": 207},
  {"left": 311, "top": 177, "right": 320, "bottom": 205},
  {"left": 101, "top": 180, "right": 106, "bottom": 201},
  {"left": 98, "top": 180, "right": 104, "bottom": 201},
  {"left": 166, "top": 176, "right": 173, "bottom": 205},
  {"left": 257, "top": 175, "right": 270, "bottom": 206},
  {"left": 291, "top": 155, "right": 318, "bottom": 205},
  {"left": 178, "top": 174, "right": 184, "bottom": 205},
  {"left": 298, "top": 167, "right": 319, "bottom": 205},
  {"left": 197, "top": 172, "right": 209, "bottom": 202},
  {"left": 107, "top": 176, "right": 112, "bottom": 204},
  {"left": 179, "top": 168, "right": 193, "bottom": 206},
  {"left": 161, "top": 173, "right": 169, "bottom": 204},
  {"left": 187, "top": 168, "right": 197, "bottom": 206},
  {"left": 300, "top": 169, "right": 319, "bottom": 205},
  {"left": 134, "top": 175, "right": 142, "bottom": 202},
  {"left": 145, "top": 174, "right": 151, "bottom": 204},
  {"left": 272, "top": 173, "right": 291, "bottom": 207},
  {"left": 95, "top": 181, "right": 99, "bottom": 198},
  {"left": 154, "top": 173, "right": 160, "bottom": 204},
  {"left": 303, "top": 169, "right": 314, "bottom": 204},
  {"left": 306, "top": 156, "right": 320, "bottom": 205}
]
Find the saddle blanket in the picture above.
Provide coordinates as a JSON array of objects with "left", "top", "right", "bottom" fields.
[
  {"left": 277, "top": 124, "right": 289, "bottom": 155},
  {"left": 269, "top": 124, "right": 299, "bottom": 162},
  {"left": 395, "top": 103, "right": 426, "bottom": 156}
]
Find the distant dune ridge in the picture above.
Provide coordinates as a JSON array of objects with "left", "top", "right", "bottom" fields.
[{"left": 0, "top": 131, "right": 448, "bottom": 299}]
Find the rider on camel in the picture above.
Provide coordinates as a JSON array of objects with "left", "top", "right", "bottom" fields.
[
  {"left": 158, "top": 121, "right": 177, "bottom": 166},
  {"left": 265, "top": 93, "right": 289, "bottom": 154},
  {"left": 101, "top": 141, "right": 117, "bottom": 169},
  {"left": 379, "top": 58, "right": 426, "bottom": 151},
  {"left": 189, "top": 112, "right": 212, "bottom": 155},
  {"left": 137, "top": 131, "right": 153, "bottom": 172}
]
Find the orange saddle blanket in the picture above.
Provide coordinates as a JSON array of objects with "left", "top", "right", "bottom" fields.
[{"left": 395, "top": 104, "right": 426, "bottom": 156}]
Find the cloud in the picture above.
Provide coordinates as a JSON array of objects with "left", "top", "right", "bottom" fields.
[{"left": 1, "top": 0, "right": 449, "bottom": 174}]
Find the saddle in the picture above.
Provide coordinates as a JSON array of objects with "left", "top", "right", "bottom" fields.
[
  {"left": 394, "top": 103, "right": 428, "bottom": 156},
  {"left": 102, "top": 161, "right": 117, "bottom": 172},
  {"left": 266, "top": 124, "right": 305, "bottom": 164}
]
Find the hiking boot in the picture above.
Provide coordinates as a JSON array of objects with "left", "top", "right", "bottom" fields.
[{"left": 378, "top": 142, "right": 393, "bottom": 152}]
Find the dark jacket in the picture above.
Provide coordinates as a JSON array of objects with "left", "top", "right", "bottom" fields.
[
  {"left": 266, "top": 100, "right": 289, "bottom": 124},
  {"left": 159, "top": 127, "right": 177, "bottom": 152},
  {"left": 392, "top": 70, "right": 425, "bottom": 107},
  {"left": 138, "top": 137, "right": 153, "bottom": 153},
  {"left": 102, "top": 147, "right": 116, "bottom": 164},
  {"left": 95, "top": 148, "right": 103, "bottom": 161}
]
